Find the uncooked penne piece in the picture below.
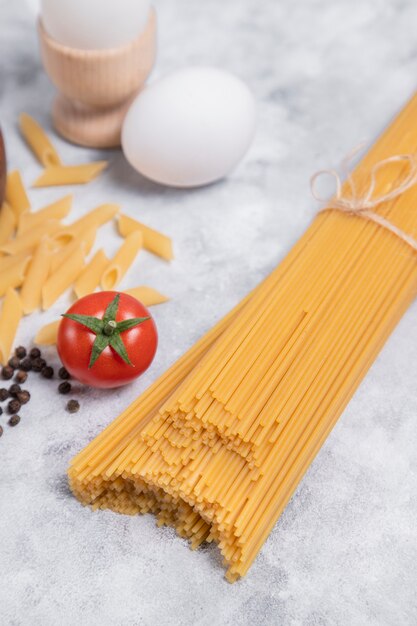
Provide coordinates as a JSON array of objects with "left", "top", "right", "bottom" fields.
[
  {"left": 52, "top": 204, "right": 119, "bottom": 247},
  {"left": 50, "top": 239, "right": 79, "bottom": 274},
  {"left": 74, "top": 249, "right": 109, "bottom": 299},
  {"left": 79, "top": 227, "right": 96, "bottom": 256},
  {"left": 34, "top": 319, "right": 60, "bottom": 346},
  {"left": 118, "top": 214, "right": 174, "bottom": 261},
  {"left": 124, "top": 286, "right": 169, "bottom": 307},
  {"left": 42, "top": 244, "right": 85, "bottom": 310},
  {"left": 18, "top": 195, "right": 72, "bottom": 233},
  {"left": 101, "top": 231, "right": 143, "bottom": 290},
  {"left": 33, "top": 162, "right": 108, "bottom": 187},
  {"left": 20, "top": 238, "right": 51, "bottom": 314},
  {"left": 0, "top": 255, "right": 31, "bottom": 297},
  {"left": 49, "top": 227, "right": 96, "bottom": 274},
  {"left": 19, "top": 113, "right": 62, "bottom": 167},
  {"left": 0, "top": 288, "right": 22, "bottom": 364},
  {"left": 5, "top": 171, "right": 30, "bottom": 217},
  {"left": 0, "top": 219, "right": 60, "bottom": 256},
  {"left": 0, "top": 251, "right": 31, "bottom": 275},
  {"left": 0, "top": 202, "right": 16, "bottom": 245}
]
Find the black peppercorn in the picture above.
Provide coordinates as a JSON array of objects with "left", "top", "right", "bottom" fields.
[
  {"left": 31, "top": 357, "right": 46, "bottom": 372},
  {"left": 41, "top": 366, "right": 54, "bottom": 379},
  {"left": 66, "top": 399, "right": 80, "bottom": 413},
  {"left": 15, "top": 346, "right": 27, "bottom": 359},
  {"left": 1, "top": 365, "right": 14, "bottom": 380},
  {"left": 58, "top": 367, "right": 70, "bottom": 380},
  {"left": 20, "top": 358, "right": 32, "bottom": 372},
  {"left": 58, "top": 381, "right": 71, "bottom": 394},
  {"left": 8, "top": 414, "right": 20, "bottom": 426},
  {"left": 16, "top": 390, "right": 30, "bottom": 405},
  {"left": 0, "top": 388, "right": 9, "bottom": 401},
  {"left": 14, "top": 370, "right": 27, "bottom": 384},
  {"left": 8, "top": 383, "right": 21, "bottom": 397},
  {"left": 8, "top": 356, "right": 20, "bottom": 370},
  {"left": 8, "top": 399, "right": 21, "bottom": 414},
  {"left": 0, "top": 406, "right": 2, "bottom": 415},
  {"left": 29, "top": 347, "right": 41, "bottom": 359},
  {"left": 0, "top": 424, "right": 3, "bottom": 437}
]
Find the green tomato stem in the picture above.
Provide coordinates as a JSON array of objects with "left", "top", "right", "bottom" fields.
[{"left": 103, "top": 320, "right": 117, "bottom": 336}]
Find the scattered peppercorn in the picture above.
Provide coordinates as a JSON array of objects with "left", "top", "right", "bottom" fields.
[
  {"left": 58, "top": 367, "right": 70, "bottom": 380},
  {"left": 0, "top": 347, "right": 84, "bottom": 440},
  {"left": 20, "top": 358, "right": 32, "bottom": 372},
  {"left": 58, "top": 381, "right": 71, "bottom": 394},
  {"left": 8, "top": 383, "right": 21, "bottom": 397},
  {"left": 16, "top": 390, "right": 30, "bottom": 405},
  {"left": 14, "top": 370, "right": 27, "bottom": 384},
  {"left": 29, "top": 347, "right": 41, "bottom": 359},
  {"left": 8, "top": 356, "right": 20, "bottom": 370},
  {"left": 1, "top": 365, "right": 14, "bottom": 380},
  {"left": 41, "top": 366, "right": 54, "bottom": 379},
  {"left": 66, "top": 399, "right": 80, "bottom": 413},
  {"left": 8, "top": 399, "right": 21, "bottom": 414},
  {"left": 31, "top": 357, "right": 46, "bottom": 372},
  {"left": 15, "top": 346, "right": 26, "bottom": 359}
]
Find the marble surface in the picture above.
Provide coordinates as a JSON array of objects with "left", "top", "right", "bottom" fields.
[{"left": 1, "top": 0, "right": 417, "bottom": 624}]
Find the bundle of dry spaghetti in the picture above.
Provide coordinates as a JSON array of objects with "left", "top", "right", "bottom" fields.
[{"left": 69, "top": 92, "right": 417, "bottom": 582}]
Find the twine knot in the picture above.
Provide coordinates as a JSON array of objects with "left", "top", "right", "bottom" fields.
[{"left": 310, "top": 145, "right": 417, "bottom": 251}]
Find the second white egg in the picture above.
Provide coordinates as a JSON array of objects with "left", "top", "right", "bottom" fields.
[{"left": 122, "top": 66, "right": 256, "bottom": 188}]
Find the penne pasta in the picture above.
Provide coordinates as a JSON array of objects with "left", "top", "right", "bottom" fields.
[
  {"left": 33, "top": 162, "right": 108, "bottom": 187},
  {"left": 5, "top": 170, "right": 30, "bottom": 217},
  {"left": 79, "top": 227, "right": 97, "bottom": 256},
  {"left": 0, "top": 288, "right": 22, "bottom": 365},
  {"left": 49, "top": 227, "right": 96, "bottom": 274},
  {"left": 124, "top": 286, "right": 169, "bottom": 307},
  {"left": 118, "top": 214, "right": 174, "bottom": 261},
  {"left": 42, "top": 244, "right": 85, "bottom": 310},
  {"left": 0, "top": 251, "right": 31, "bottom": 275},
  {"left": 19, "top": 113, "right": 62, "bottom": 167},
  {"left": 34, "top": 319, "right": 60, "bottom": 346},
  {"left": 0, "top": 202, "right": 17, "bottom": 245},
  {"left": 71, "top": 203, "right": 119, "bottom": 233},
  {"left": 0, "top": 219, "right": 60, "bottom": 256},
  {"left": 0, "top": 255, "right": 31, "bottom": 297},
  {"left": 101, "top": 230, "right": 143, "bottom": 290},
  {"left": 51, "top": 204, "right": 119, "bottom": 247},
  {"left": 18, "top": 195, "right": 72, "bottom": 233},
  {"left": 74, "top": 249, "right": 109, "bottom": 299},
  {"left": 49, "top": 240, "right": 78, "bottom": 274},
  {"left": 20, "top": 238, "right": 52, "bottom": 314}
]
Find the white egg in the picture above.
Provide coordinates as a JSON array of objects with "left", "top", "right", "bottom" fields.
[
  {"left": 121, "top": 66, "right": 256, "bottom": 188},
  {"left": 40, "top": 0, "right": 150, "bottom": 50}
]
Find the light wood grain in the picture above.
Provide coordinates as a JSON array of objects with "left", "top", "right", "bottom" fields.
[{"left": 38, "top": 10, "right": 157, "bottom": 148}]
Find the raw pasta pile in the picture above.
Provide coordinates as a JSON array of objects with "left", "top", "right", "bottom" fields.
[
  {"left": 69, "top": 94, "right": 417, "bottom": 581},
  {"left": 0, "top": 115, "right": 172, "bottom": 363}
]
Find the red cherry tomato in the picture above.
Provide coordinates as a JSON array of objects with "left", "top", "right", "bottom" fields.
[{"left": 57, "top": 291, "right": 158, "bottom": 389}]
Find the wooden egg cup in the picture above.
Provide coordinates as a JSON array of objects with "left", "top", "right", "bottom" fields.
[{"left": 37, "top": 9, "right": 157, "bottom": 148}]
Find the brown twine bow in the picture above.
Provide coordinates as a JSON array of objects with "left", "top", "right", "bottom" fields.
[{"left": 310, "top": 145, "right": 417, "bottom": 251}]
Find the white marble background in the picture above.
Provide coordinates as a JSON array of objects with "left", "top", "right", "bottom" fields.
[{"left": 1, "top": 0, "right": 417, "bottom": 624}]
